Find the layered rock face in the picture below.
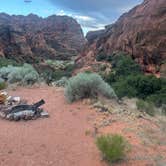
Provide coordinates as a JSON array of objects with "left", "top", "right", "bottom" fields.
[
  {"left": 78, "top": 0, "right": 166, "bottom": 74},
  {"left": 0, "top": 13, "right": 85, "bottom": 62}
]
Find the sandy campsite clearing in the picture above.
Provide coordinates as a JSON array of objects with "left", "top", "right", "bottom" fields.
[{"left": 0, "top": 85, "right": 165, "bottom": 166}]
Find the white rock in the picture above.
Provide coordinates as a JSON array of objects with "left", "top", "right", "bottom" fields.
[
  {"left": 12, "top": 97, "right": 21, "bottom": 102},
  {"left": 0, "top": 112, "right": 6, "bottom": 118},
  {"left": 0, "top": 91, "right": 8, "bottom": 96},
  {"left": 40, "top": 111, "right": 49, "bottom": 118}
]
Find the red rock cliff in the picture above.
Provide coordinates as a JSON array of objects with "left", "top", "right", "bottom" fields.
[
  {"left": 78, "top": 0, "right": 166, "bottom": 75},
  {"left": 0, "top": 13, "right": 85, "bottom": 62}
]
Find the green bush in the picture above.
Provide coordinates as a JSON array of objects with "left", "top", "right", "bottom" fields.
[
  {"left": 0, "top": 64, "right": 39, "bottom": 85},
  {"left": 102, "top": 55, "right": 165, "bottom": 106},
  {"left": 96, "top": 134, "right": 129, "bottom": 163},
  {"left": 0, "top": 78, "right": 7, "bottom": 90},
  {"left": 65, "top": 73, "right": 117, "bottom": 103},
  {"left": 112, "top": 78, "right": 138, "bottom": 99},
  {"left": 111, "top": 53, "right": 142, "bottom": 76},
  {"left": 0, "top": 58, "right": 20, "bottom": 68},
  {"left": 102, "top": 53, "right": 142, "bottom": 85},
  {"left": 161, "top": 104, "right": 166, "bottom": 115},
  {"left": 96, "top": 53, "right": 107, "bottom": 61},
  {"left": 147, "top": 93, "right": 166, "bottom": 108},
  {"left": 42, "top": 60, "right": 75, "bottom": 83},
  {"left": 0, "top": 82, "right": 7, "bottom": 90},
  {"left": 52, "top": 77, "right": 68, "bottom": 87},
  {"left": 127, "top": 75, "right": 162, "bottom": 99},
  {"left": 136, "top": 99, "right": 156, "bottom": 116},
  {"left": 110, "top": 74, "right": 165, "bottom": 101}
]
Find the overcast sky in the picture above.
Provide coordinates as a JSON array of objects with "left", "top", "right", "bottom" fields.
[{"left": 0, "top": 0, "right": 143, "bottom": 34}]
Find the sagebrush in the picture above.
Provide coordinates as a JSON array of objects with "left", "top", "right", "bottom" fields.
[
  {"left": 65, "top": 73, "right": 117, "bottom": 103},
  {"left": 0, "top": 64, "right": 39, "bottom": 85}
]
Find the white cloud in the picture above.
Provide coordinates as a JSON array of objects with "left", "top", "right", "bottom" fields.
[
  {"left": 57, "top": 10, "right": 66, "bottom": 16},
  {"left": 74, "top": 15, "right": 95, "bottom": 21},
  {"left": 56, "top": 11, "right": 105, "bottom": 33}
]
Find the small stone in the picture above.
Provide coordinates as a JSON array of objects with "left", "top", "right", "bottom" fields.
[
  {"left": 13, "top": 115, "right": 20, "bottom": 121},
  {"left": 6, "top": 114, "right": 14, "bottom": 121},
  {"left": 0, "top": 112, "right": 6, "bottom": 119},
  {"left": 103, "top": 112, "right": 109, "bottom": 117},
  {"left": 40, "top": 111, "right": 49, "bottom": 118},
  {"left": 8, "top": 150, "right": 13, "bottom": 154},
  {"left": 13, "top": 97, "right": 21, "bottom": 102},
  {"left": 0, "top": 91, "right": 8, "bottom": 96},
  {"left": 101, "top": 120, "right": 111, "bottom": 127}
]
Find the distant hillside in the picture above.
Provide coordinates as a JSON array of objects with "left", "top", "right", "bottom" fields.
[
  {"left": 78, "top": 0, "right": 166, "bottom": 75},
  {"left": 0, "top": 13, "right": 85, "bottom": 62}
]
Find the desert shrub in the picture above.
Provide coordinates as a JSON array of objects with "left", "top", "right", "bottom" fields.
[
  {"left": 84, "top": 70, "right": 92, "bottom": 74},
  {"left": 0, "top": 78, "right": 7, "bottom": 90},
  {"left": 42, "top": 60, "right": 75, "bottom": 83},
  {"left": 0, "top": 58, "right": 20, "bottom": 68},
  {"left": 96, "top": 134, "right": 129, "bottom": 163},
  {"left": 65, "top": 73, "right": 117, "bottom": 103},
  {"left": 0, "top": 77, "right": 5, "bottom": 83},
  {"left": 96, "top": 53, "right": 107, "bottom": 61},
  {"left": 96, "top": 53, "right": 113, "bottom": 62},
  {"left": 102, "top": 53, "right": 142, "bottom": 85},
  {"left": 110, "top": 74, "right": 165, "bottom": 100},
  {"left": 0, "top": 64, "right": 39, "bottom": 85},
  {"left": 23, "top": 71, "right": 39, "bottom": 85},
  {"left": 161, "top": 104, "right": 166, "bottom": 115},
  {"left": 46, "top": 60, "right": 75, "bottom": 71},
  {"left": 111, "top": 54, "right": 142, "bottom": 76},
  {"left": 52, "top": 77, "right": 68, "bottom": 87},
  {"left": 146, "top": 90, "right": 166, "bottom": 107},
  {"left": 128, "top": 75, "right": 162, "bottom": 98},
  {"left": 112, "top": 78, "right": 138, "bottom": 99},
  {"left": 0, "top": 82, "right": 7, "bottom": 90},
  {"left": 0, "top": 65, "right": 15, "bottom": 80},
  {"left": 40, "top": 69, "right": 65, "bottom": 84},
  {"left": 99, "top": 53, "right": 165, "bottom": 107},
  {"left": 147, "top": 80, "right": 166, "bottom": 107},
  {"left": 122, "top": 75, "right": 162, "bottom": 99},
  {"left": 136, "top": 99, "right": 156, "bottom": 116}
]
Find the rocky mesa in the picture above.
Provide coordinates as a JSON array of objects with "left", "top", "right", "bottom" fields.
[
  {"left": 78, "top": 0, "right": 166, "bottom": 75},
  {"left": 0, "top": 13, "right": 85, "bottom": 62}
]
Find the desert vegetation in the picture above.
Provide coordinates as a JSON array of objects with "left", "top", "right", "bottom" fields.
[
  {"left": 0, "top": 78, "right": 6, "bottom": 90},
  {"left": 0, "top": 57, "right": 21, "bottom": 68},
  {"left": 0, "top": 58, "right": 76, "bottom": 87},
  {"left": 0, "top": 63, "right": 39, "bottom": 85},
  {"left": 136, "top": 99, "right": 156, "bottom": 116},
  {"left": 96, "top": 134, "right": 130, "bottom": 163},
  {"left": 100, "top": 53, "right": 166, "bottom": 111},
  {"left": 65, "top": 73, "right": 117, "bottom": 103},
  {"left": 0, "top": 0, "right": 165, "bottom": 165},
  {"left": 38, "top": 60, "right": 76, "bottom": 84}
]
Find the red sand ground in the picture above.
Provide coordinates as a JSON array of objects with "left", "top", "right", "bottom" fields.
[{"left": 0, "top": 86, "right": 165, "bottom": 166}]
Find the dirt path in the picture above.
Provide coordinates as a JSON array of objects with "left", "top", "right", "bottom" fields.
[
  {"left": 0, "top": 86, "right": 105, "bottom": 166},
  {"left": 0, "top": 86, "right": 165, "bottom": 166}
]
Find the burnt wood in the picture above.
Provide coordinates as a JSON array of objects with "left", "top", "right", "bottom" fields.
[{"left": 6, "top": 99, "right": 45, "bottom": 115}]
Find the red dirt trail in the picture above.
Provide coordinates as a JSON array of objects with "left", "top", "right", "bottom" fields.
[
  {"left": 0, "top": 86, "right": 105, "bottom": 166},
  {"left": 0, "top": 86, "right": 165, "bottom": 166}
]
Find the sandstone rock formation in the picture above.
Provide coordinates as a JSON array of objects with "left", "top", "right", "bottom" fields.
[
  {"left": 78, "top": 0, "right": 166, "bottom": 75},
  {"left": 0, "top": 13, "right": 85, "bottom": 62}
]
